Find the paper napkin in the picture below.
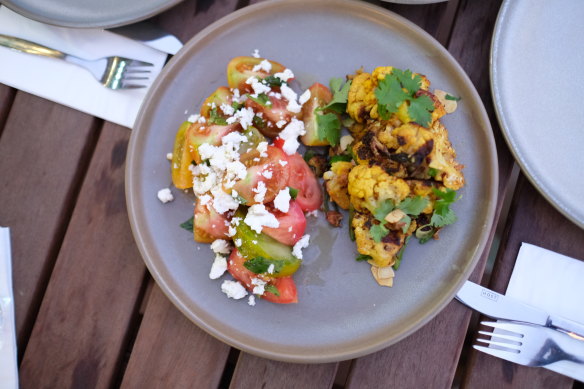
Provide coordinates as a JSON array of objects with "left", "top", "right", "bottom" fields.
[
  {"left": 506, "top": 243, "right": 584, "bottom": 382},
  {"left": 0, "top": 227, "right": 17, "bottom": 389},
  {"left": 0, "top": 6, "right": 167, "bottom": 129}
]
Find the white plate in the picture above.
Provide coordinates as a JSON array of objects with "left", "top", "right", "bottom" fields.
[{"left": 491, "top": 0, "right": 584, "bottom": 229}]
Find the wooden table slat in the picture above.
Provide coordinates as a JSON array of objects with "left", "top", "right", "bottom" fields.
[
  {"left": 462, "top": 176, "right": 584, "bottom": 388},
  {"left": 120, "top": 284, "right": 231, "bottom": 389},
  {"left": 18, "top": 124, "right": 147, "bottom": 389},
  {"left": 0, "top": 92, "right": 100, "bottom": 352},
  {"left": 0, "top": 84, "right": 16, "bottom": 138}
]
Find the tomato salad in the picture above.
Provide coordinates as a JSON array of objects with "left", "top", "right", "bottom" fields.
[{"left": 166, "top": 54, "right": 337, "bottom": 305}]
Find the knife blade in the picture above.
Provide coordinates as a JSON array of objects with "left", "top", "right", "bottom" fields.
[
  {"left": 456, "top": 280, "right": 584, "bottom": 340},
  {"left": 107, "top": 21, "right": 182, "bottom": 55}
]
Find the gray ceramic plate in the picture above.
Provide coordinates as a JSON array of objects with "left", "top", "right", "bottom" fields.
[
  {"left": 126, "top": 0, "right": 498, "bottom": 363},
  {"left": 1, "top": 0, "right": 182, "bottom": 28},
  {"left": 491, "top": 0, "right": 584, "bottom": 229}
]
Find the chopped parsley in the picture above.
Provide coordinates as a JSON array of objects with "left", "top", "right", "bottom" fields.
[
  {"left": 356, "top": 254, "right": 373, "bottom": 262},
  {"left": 265, "top": 284, "right": 280, "bottom": 296},
  {"left": 316, "top": 111, "right": 341, "bottom": 146},
  {"left": 445, "top": 94, "right": 461, "bottom": 101},
  {"left": 289, "top": 187, "right": 299, "bottom": 199},
  {"left": 430, "top": 188, "right": 458, "bottom": 227},
  {"left": 248, "top": 93, "right": 271, "bottom": 106},
  {"left": 324, "top": 77, "right": 352, "bottom": 113},
  {"left": 375, "top": 68, "right": 435, "bottom": 127},
  {"left": 208, "top": 107, "right": 228, "bottom": 125},
  {"left": 180, "top": 217, "right": 194, "bottom": 232},
  {"left": 244, "top": 256, "right": 282, "bottom": 274},
  {"left": 428, "top": 167, "right": 439, "bottom": 177},
  {"left": 330, "top": 154, "right": 352, "bottom": 164},
  {"left": 262, "top": 75, "right": 284, "bottom": 87},
  {"left": 231, "top": 101, "right": 244, "bottom": 111}
]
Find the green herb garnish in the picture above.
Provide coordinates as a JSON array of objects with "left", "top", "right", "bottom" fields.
[
  {"left": 393, "top": 236, "right": 411, "bottom": 270},
  {"left": 316, "top": 111, "right": 341, "bottom": 146},
  {"left": 324, "top": 78, "right": 352, "bottom": 113},
  {"left": 289, "top": 187, "right": 299, "bottom": 200},
  {"left": 236, "top": 195, "right": 247, "bottom": 205},
  {"left": 265, "top": 284, "right": 280, "bottom": 296},
  {"left": 262, "top": 75, "right": 284, "bottom": 87},
  {"left": 208, "top": 107, "right": 228, "bottom": 125},
  {"left": 356, "top": 254, "right": 373, "bottom": 262},
  {"left": 430, "top": 188, "right": 458, "bottom": 227},
  {"left": 370, "top": 223, "right": 389, "bottom": 243},
  {"left": 180, "top": 217, "right": 194, "bottom": 232},
  {"left": 445, "top": 94, "right": 461, "bottom": 101},
  {"left": 329, "top": 154, "right": 352, "bottom": 164},
  {"left": 244, "top": 256, "right": 282, "bottom": 275},
  {"left": 375, "top": 68, "right": 435, "bottom": 127},
  {"left": 349, "top": 204, "right": 356, "bottom": 241},
  {"left": 428, "top": 167, "right": 439, "bottom": 177},
  {"left": 248, "top": 93, "right": 271, "bottom": 106},
  {"left": 303, "top": 149, "right": 315, "bottom": 163}
]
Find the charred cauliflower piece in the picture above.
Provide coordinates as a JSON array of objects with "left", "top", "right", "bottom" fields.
[
  {"left": 427, "top": 121, "right": 465, "bottom": 190},
  {"left": 323, "top": 161, "right": 354, "bottom": 210},
  {"left": 347, "top": 165, "right": 410, "bottom": 213}
]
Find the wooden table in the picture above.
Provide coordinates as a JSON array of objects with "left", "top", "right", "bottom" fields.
[{"left": 1, "top": 0, "right": 583, "bottom": 387}]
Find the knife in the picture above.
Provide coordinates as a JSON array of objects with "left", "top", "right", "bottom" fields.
[
  {"left": 456, "top": 280, "right": 584, "bottom": 341},
  {"left": 107, "top": 21, "right": 182, "bottom": 55}
]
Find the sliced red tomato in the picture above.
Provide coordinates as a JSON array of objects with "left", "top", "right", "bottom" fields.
[
  {"left": 227, "top": 56, "right": 287, "bottom": 93},
  {"left": 245, "top": 94, "right": 294, "bottom": 138},
  {"left": 276, "top": 152, "right": 322, "bottom": 212},
  {"left": 263, "top": 200, "right": 306, "bottom": 246},
  {"left": 187, "top": 122, "right": 240, "bottom": 163},
  {"left": 262, "top": 277, "right": 298, "bottom": 304},
  {"left": 193, "top": 200, "right": 230, "bottom": 243},
  {"left": 228, "top": 250, "right": 298, "bottom": 304},
  {"left": 272, "top": 137, "right": 285, "bottom": 149},
  {"left": 233, "top": 145, "right": 289, "bottom": 204},
  {"left": 300, "top": 83, "right": 336, "bottom": 146},
  {"left": 199, "top": 86, "right": 233, "bottom": 119}
]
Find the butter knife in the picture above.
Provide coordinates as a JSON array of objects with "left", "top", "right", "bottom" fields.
[
  {"left": 456, "top": 280, "right": 584, "bottom": 341},
  {"left": 108, "top": 21, "right": 182, "bottom": 55}
]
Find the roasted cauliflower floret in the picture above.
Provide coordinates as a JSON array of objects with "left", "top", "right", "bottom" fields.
[
  {"left": 352, "top": 212, "right": 401, "bottom": 267},
  {"left": 348, "top": 165, "right": 410, "bottom": 213},
  {"left": 323, "top": 161, "right": 354, "bottom": 210},
  {"left": 427, "top": 121, "right": 465, "bottom": 190},
  {"left": 347, "top": 72, "right": 377, "bottom": 123}
]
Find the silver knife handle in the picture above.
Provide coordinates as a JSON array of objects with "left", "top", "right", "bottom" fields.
[
  {"left": 551, "top": 316, "right": 584, "bottom": 341},
  {"left": 0, "top": 34, "right": 66, "bottom": 59}
]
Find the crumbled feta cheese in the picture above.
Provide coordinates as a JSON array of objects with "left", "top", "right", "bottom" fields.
[
  {"left": 252, "top": 181, "right": 267, "bottom": 203},
  {"left": 279, "top": 160, "right": 288, "bottom": 166},
  {"left": 273, "top": 188, "right": 291, "bottom": 213},
  {"left": 226, "top": 107, "right": 255, "bottom": 129},
  {"left": 244, "top": 204, "right": 279, "bottom": 233},
  {"left": 227, "top": 225, "right": 237, "bottom": 237},
  {"left": 251, "top": 49, "right": 260, "bottom": 58},
  {"left": 220, "top": 103, "right": 235, "bottom": 116},
  {"left": 231, "top": 217, "right": 242, "bottom": 226},
  {"left": 280, "top": 84, "right": 301, "bottom": 113},
  {"left": 252, "top": 59, "right": 272, "bottom": 73},
  {"left": 275, "top": 120, "right": 287, "bottom": 128},
  {"left": 209, "top": 255, "right": 227, "bottom": 279},
  {"left": 288, "top": 226, "right": 292, "bottom": 232},
  {"left": 267, "top": 264, "right": 275, "bottom": 274},
  {"left": 293, "top": 234, "right": 310, "bottom": 259},
  {"left": 211, "top": 187, "right": 239, "bottom": 214},
  {"left": 157, "top": 188, "right": 174, "bottom": 203},
  {"left": 274, "top": 68, "right": 294, "bottom": 82},
  {"left": 256, "top": 141, "right": 268, "bottom": 158},
  {"left": 221, "top": 132, "right": 248, "bottom": 148},
  {"left": 187, "top": 114, "right": 198, "bottom": 123},
  {"left": 221, "top": 280, "right": 248, "bottom": 299},
  {"left": 166, "top": 152, "right": 173, "bottom": 161},
  {"left": 340, "top": 134, "right": 354, "bottom": 151},
  {"left": 299, "top": 89, "right": 311, "bottom": 105},
  {"left": 261, "top": 169, "right": 273, "bottom": 179},
  {"left": 251, "top": 277, "right": 267, "bottom": 295},
  {"left": 246, "top": 76, "right": 271, "bottom": 95},
  {"left": 248, "top": 295, "right": 256, "bottom": 306},
  {"left": 232, "top": 88, "right": 245, "bottom": 104},
  {"left": 279, "top": 118, "right": 306, "bottom": 155},
  {"left": 198, "top": 194, "right": 211, "bottom": 206},
  {"left": 269, "top": 91, "right": 282, "bottom": 99},
  {"left": 306, "top": 210, "right": 319, "bottom": 217},
  {"left": 234, "top": 238, "right": 242, "bottom": 247},
  {"left": 210, "top": 239, "right": 231, "bottom": 255}
]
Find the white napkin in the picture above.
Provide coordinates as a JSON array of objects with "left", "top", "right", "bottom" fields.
[
  {"left": 0, "top": 227, "right": 18, "bottom": 389},
  {"left": 0, "top": 6, "right": 167, "bottom": 128},
  {"left": 507, "top": 243, "right": 584, "bottom": 381}
]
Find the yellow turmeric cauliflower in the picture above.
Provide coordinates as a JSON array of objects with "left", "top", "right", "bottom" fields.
[
  {"left": 323, "top": 161, "right": 354, "bottom": 210},
  {"left": 347, "top": 165, "right": 410, "bottom": 213}
]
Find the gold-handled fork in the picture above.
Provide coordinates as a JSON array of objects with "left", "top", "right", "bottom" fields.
[{"left": 0, "top": 34, "right": 153, "bottom": 89}]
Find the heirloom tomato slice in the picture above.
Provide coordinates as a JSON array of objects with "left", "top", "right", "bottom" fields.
[
  {"left": 263, "top": 200, "right": 306, "bottom": 246},
  {"left": 285, "top": 153, "right": 323, "bottom": 212},
  {"left": 200, "top": 86, "right": 233, "bottom": 119},
  {"left": 300, "top": 82, "right": 336, "bottom": 146},
  {"left": 171, "top": 121, "right": 194, "bottom": 189},
  {"left": 193, "top": 200, "right": 229, "bottom": 243},
  {"left": 187, "top": 122, "right": 240, "bottom": 164},
  {"left": 245, "top": 94, "right": 295, "bottom": 138},
  {"left": 227, "top": 56, "right": 287, "bottom": 93}
]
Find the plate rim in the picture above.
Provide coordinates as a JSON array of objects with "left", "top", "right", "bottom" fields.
[
  {"left": 1, "top": 0, "right": 183, "bottom": 29},
  {"left": 126, "top": 0, "right": 499, "bottom": 363},
  {"left": 490, "top": 0, "right": 584, "bottom": 230}
]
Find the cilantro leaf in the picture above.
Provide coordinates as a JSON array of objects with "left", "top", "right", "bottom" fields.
[
  {"left": 445, "top": 94, "right": 461, "bottom": 101},
  {"left": 244, "top": 256, "right": 283, "bottom": 275},
  {"left": 397, "top": 196, "right": 429, "bottom": 216},
  {"left": 262, "top": 75, "right": 284, "bottom": 87},
  {"left": 265, "top": 284, "right": 280, "bottom": 296},
  {"left": 370, "top": 223, "right": 389, "bottom": 243},
  {"left": 408, "top": 94, "right": 435, "bottom": 127},
  {"left": 289, "top": 187, "right": 299, "bottom": 199},
  {"left": 375, "top": 76, "right": 408, "bottom": 120},
  {"left": 303, "top": 149, "right": 315, "bottom": 163},
  {"left": 208, "top": 107, "right": 227, "bottom": 125},
  {"left": 324, "top": 78, "right": 352, "bottom": 113},
  {"left": 428, "top": 167, "right": 439, "bottom": 177},
  {"left": 356, "top": 254, "right": 372, "bottom": 262},
  {"left": 180, "top": 217, "right": 194, "bottom": 232},
  {"left": 330, "top": 154, "right": 352, "bottom": 164},
  {"left": 248, "top": 93, "right": 271, "bottom": 106},
  {"left": 373, "top": 199, "right": 395, "bottom": 222},
  {"left": 316, "top": 112, "right": 341, "bottom": 146},
  {"left": 231, "top": 101, "right": 244, "bottom": 111},
  {"left": 399, "top": 214, "right": 412, "bottom": 234},
  {"left": 393, "top": 68, "right": 422, "bottom": 95},
  {"left": 430, "top": 188, "right": 458, "bottom": 227}
]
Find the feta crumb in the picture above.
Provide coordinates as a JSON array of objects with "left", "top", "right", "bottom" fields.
[
  {"left": 234, "top": 238, "right": 242, "bottom": 247},
  {"left": 279, "top": 160, "right": 288, "bottom": 166},
  {"left": 210, "top": 239, "right": 231, "bottom": 255},
  {"left": 279, "top": 118, "right": 306, "bottom": 155},
  {"left": 244, "top": 204, "right": 279, "bottom": 233},
  {"left": 252, "top": 59, "right": 272, "bottom": 73},
  {"left": 166, "top": 152, "right": 173, "bottom": 161},
  {"left": 220, "top": 103, "right": 235, "bottom": 116},
  {"left": 221, "top": 280, "right": 248, "bottom": 299},
  {"left": 198, "top": 194, "right": 211, "bottom": 206},
  {"left": 299, "top": 89, "right": 311, "bottom": 105},
  {"left": 251, "top": 49, "right": 260, "bottom": 58},
  {"left": 226, "top": 107, "right": 255, "bottom": 129},
  {"left": 157, "top": 188, "right": 174, "bottom": 203},
  {"left": 306, "top": 210, "right": 319, "bottom": 217},
  {"left": 288, "top": 226, "right": 293, "bottom": 232},
  {"left": 280, "top": 84, "right": 301, "bottom": 113},
  {"left": 275, "top": 120, "right": 287, "bottom": 128},
  {"left": 274, "top": 68, "right": 294, "bottom": 82},
  {"left": 267, "top": 264, "right": 275, "bottom": 274},
  {"left": 252, "top": 181, "right": 267, "bottom": 203},
  {"left": 248, "top": 295, "right": 256, "bottom": 306},
  {"left": 209, "top": 255, "right": 227, "bottom": 279},
  {"left": 261, "top": 169, "right": 273, "bottom": 179},
  {"left": 251, "top": 277, "right": 267, "bottom": 295},
  {"left": 246, "top": 76, "right": 271, "bottom": 95},
  {"left": 292, "top": 234, "right": 310, "bottom": 259},
  {"left": 187, "top": 114, "right": 198, "bottom": 123},
  {"left": 227, "top": 225, "right": 237, "bottom": 237},
  {"left": 340, "top": 134, "right": 355, "bottom": 151},
  {"left": 274, "top": 188, "right": 291, "bottom": 213},
  {"left": 211, "top": 187, "right": 239, "bottom": 214},
  {"left": 256, "top": 141, "right": 268, "bottom": 157}
]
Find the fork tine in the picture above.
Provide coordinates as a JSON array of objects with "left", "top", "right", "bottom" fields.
[
  {"left": 481, "top": 321, "right": 525, "bottom": 336},
  {"left": 121, "top": 83, "right": 147, "bottom": 89},
  {"left": 476, "top": 337, "right": 521, "bottom": 351},
  {"left": 127, "top": 59, "right": 154, "bottom": 67},
  {"left": 124, "top": 69, "right": 151, "bottom": 74},
  {"left": 123, "top": 76, "right": 150, "bottom": 81},
  {"left": 478, "top": 330, "right": 523, "bottom": 342},
  {"left": 473, "top": 345, "right": 520, "bottom": 363}
]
